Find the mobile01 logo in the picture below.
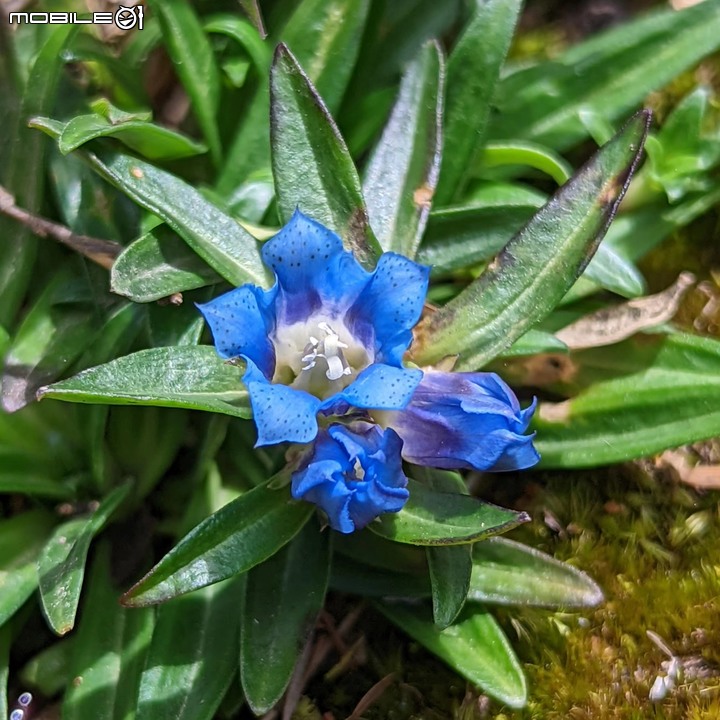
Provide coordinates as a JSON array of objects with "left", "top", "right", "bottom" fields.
[{"left": 8, "top": 5, "right": 144, "bottom": 31}]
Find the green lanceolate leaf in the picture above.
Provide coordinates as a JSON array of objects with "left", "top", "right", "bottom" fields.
[
  {"left": 1, "top": 263, "right": 100, "bottom": 413},
  {"left": 468, "top": 537, "right": 603, "bottom": 608},
  {"left": 427, "top": 544, "right": 472, "bottom": 629},
  {"left": 237, "top": 0, "right": 266, "bottom": 38},
  {"left": 204, "top": 14, "right": 271, "bottom": 73},
  {"left": 218, "top": 0, "right": 370, "bottom": 192},
  {"left": 0, "top": 509, "right": 56, "bottom": 627},
  {"left": 58, "top": 113, "right": 206, "bottom": 160},
  {"left": 363, "top": 41, "right": 443, "bottom": 257},
  {"left": 0, "top": 452, "right": 73, "bottom": 498},
  {"left": 0, "top": 24, "right": 75, "bottom": 327},
  {"left": 38, "top": 346, "right": 251, "bottom": 419},
  {"left": 136, "top": 576, "right": 246, "bottom": 720},
  {"left": 480, "top": 140, "right": 573, "bottom": 185},
  {"left": 270, "top": 43, "right": 381, "bottom": 266},
  {"left": 436, "top": 0, "right": 522, "bottom": 204},
  {"left": 535, "top": 332, "right": 720, "bottom": 468},
  {"left": 20, "top": 637, "right": 74, "bottom": 698},
  {"left": 37, "top": 483, "right": 131, "bottom": 636},
  {"left": 111, "top": 227, "right": 221, "bottom": 303},
  {"left": 31, "top": 121, "right": 269, "bottom": 288},
  {"left": 369, "top": 479, "right": 528, "bottom": 546},
  {"left": 122, "top": 484, "right": 313, "bottom": 606},
  {"left": 415, "top": 468, "right": 472, "bottom": 627},
  {"left": 411, "top": 111, "right": 650, "bottom": 370},
  {"left": 241, "top": 522, "right": 331, "bottom": 714},
  {"left": 63, "top": 543, "right": 154, "bottom": 720},
  {"left": 376, "top": 602, "right": 526, "bottom": 708},
  {"left": 148, "top": 0, "right": 221, "bottom": 164},
  {"left": 330, "top": 555, "right": 430, "bottom": 598},
  {"left": 85, "top": 149, "right": 268, "bottom": 287},
  {"left": 499, "top": 329, "right": 567, "bottom": 358},
  {"left": 489, "top": 1, "right": 720, "bottom": 151}
]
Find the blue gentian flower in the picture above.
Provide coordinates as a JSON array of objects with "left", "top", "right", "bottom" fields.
[
  {"left": 198, "top": 210, "right": 428, "bottom": 447},
  {"left": 290, "top": 422, "right": 408, "bottom": 533},
  {"left": 377, "top": 372, "right": 540, "bottom": 472},
  {"left": 199, "top": 210, "right": 540, "bottom": 532}
]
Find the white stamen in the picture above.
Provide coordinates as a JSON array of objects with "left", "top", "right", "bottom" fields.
[
  {"left": 353, "top": 457, "right": 365, "bottom": 480},
  {"left": 299, "top": 322, "right": 352, "bottom": 380}
]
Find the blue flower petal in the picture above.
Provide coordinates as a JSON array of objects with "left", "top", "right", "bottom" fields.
[
  {"left": 347, "top": 252, "right": 429, "bottom": 366},
  {"left": 197, "top": 285, "right": 276, "bottom": 377},
  {"left": 291, "top": 423, "right": 409, "bottom": 533},
  {"left": 242, "top": 358, "right": 320, "bottom": 446},
  {"left": 325, "top": 364, "right": 422, "bottom": 412},
  {"left": 386, "top": 371, "right": 540, "bottom": 472},
  {"left": 262, "top": 210, "right": 370, "bottom": 326}
]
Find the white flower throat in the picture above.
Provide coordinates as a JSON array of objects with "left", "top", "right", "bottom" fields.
[{"left": 272, "top": 316, "right": 370, "bottom": 399}]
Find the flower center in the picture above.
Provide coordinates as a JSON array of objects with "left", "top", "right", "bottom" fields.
[{"left": 272, "top": 317, "right": 371, "bottom": 399}]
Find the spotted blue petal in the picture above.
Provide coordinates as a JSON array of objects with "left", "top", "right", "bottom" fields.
[
  {"left": 347, "top": 252, "right": 429, "bottom": 366},
  {"left": 261, "top": 209, "right": 370, "bottom": 326},
  {"left": 242, "top": 358, "right": 321, "bottom": 446},
  {"left": 196, "top": 285, "right": 276, "bottom": 377}
]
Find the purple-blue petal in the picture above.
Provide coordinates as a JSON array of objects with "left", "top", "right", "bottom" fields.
[
  {"left": 261, "top": 210, "right": 370, "bottom": 325},
  {"left": 197, "top": 285, "right": 276, "bottom": 378},
  {"left": 324, "top": 364, "right": 422, "bottom": 413},
  {"left": 387, "top": 371, "right": 540, "bottom": 472},
  {"left": 291, "top": 423, "right": 409, "bottom": 533},
  {"left": 347, "top": 252, "right": 429, "bottom": 366},
  {"left": 242, "top": 358, "right": 320, "bottom": 447}
]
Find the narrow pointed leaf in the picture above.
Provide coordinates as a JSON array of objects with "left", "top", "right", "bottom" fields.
[
  {"left": 38, "top": 483, "right": 131, "bottom": 636},
  {"left": 412, "top": 111, "right": 650, "bottom": 370},
  {"left": 469, "top": 537, "right": 603, "bottom": 608},
  {"left": 368, "top": 480, "right": 528, "bottom": 546},
  {"left": 148, "top": 0, "right": 221, "bottom": 164},
  {"left": 271, "top": 43, "right": 381, "bottom": 265},
  {"left": 363, "top": 41, "right": 443, "bottom": 257},
  {"left": 0, "top": 25, "right": 75, "bottom": 327},
  {"left": 376, "top": 601, "right": 526, "bottom": 708},
  {"left": 489, "top": 1, "right": 720, "bottom": 151},
  {"left": 59, "top": 114, "right": 206, "bottom": 160},
  {"left": 122, "top": 484, "right": 313, "bottom": 606},
  {"left": 218, "top": 0, "right": 370, "bottom": 191},
  {"left": 535, "top": 332, "right": 720, "bottom": 468},
  {"left": 111, "top": 227, "right": 221, "bottom": 303},
  {"left": 38, "top": 346, "right": 251, "bottom": 419},
  {"left": 330, "top": 556, "right": 430, "bottom": 598},
  {"left": 84, "top": 149, "right": 268, "bottom": 287},
  {"left": 238, "top": 0, "right": 266, "bottom": 38},
  {"left": 30, "top": 120, "right": 268, "bottom": 288},
  {"left": 63, "top": 544, "right": 154, "bottom": 720},
  {"left": 1, "top": 264, "right": 99, "bottom": 413},
  {"left": 436, "top": 0, "right": 522, "bottom": 204},
  {"left": 241, "top": 523, "right": 331, "bottom": 714},
  {"left": 0, "top": 510, "right": 56, "bottom": 627},
  {"left": 136, "top": 577, "right": 245, "bottom": 720},
  {"left": 427, "top": 545, "right": 472, "bottom": 629}
]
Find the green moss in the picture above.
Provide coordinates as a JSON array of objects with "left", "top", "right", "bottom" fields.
[
  {"left": 289, "top": 463, "right": 719, "bottom": 720},
  {"left": 493, "top": 462, "right": 720, "bottom": 720}
]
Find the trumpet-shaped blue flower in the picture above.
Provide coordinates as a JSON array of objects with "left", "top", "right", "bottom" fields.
[
  {"left": 291, "top": 422, "right": 408, "bottom": 533},
  {"left": 198, "top": 210, "right": 429, "bottom": 447},
  {"left": 199, "top": 211, "right": 540, "bottom": 531},
  {"left": 378, "top": 372, "right": 540, "bottom": 472}
]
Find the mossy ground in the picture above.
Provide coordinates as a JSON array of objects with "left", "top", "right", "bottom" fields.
[{"left": 290, "top": 461, "right": 719, "bottom": 720}]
